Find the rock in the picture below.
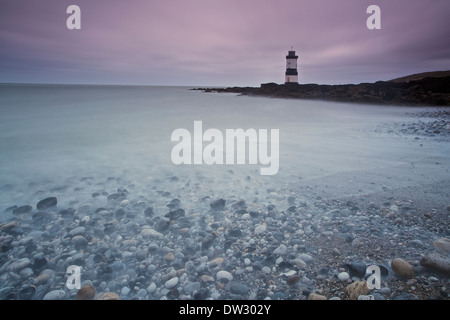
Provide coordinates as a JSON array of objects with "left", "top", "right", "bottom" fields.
[
  {"left": 144, "top": 206, "right": 154, "bottom": 217},
  {"left": 95, "top": 292, "right": 120, "bottom": 300},
  {"left": 348, "top": 262, "right": 367, "bottom": 278},
  {"left": 254, "top": 224, "right": 267, "bottom": 235},
  {"left": 216, "top": 270, "right": 233, "bottom": 283},
  {"left": 230, "top": 283, "right": 249, "bottom": 296},
  {"left": 167, "top": 198, "right": 181, "bottom": 210},
  {"left": 165, "top": 208, "right": 185, "bottom": 220},
  {"left": 69, "top": 226, "right": 86, "bottom": 237},
  {"left": 358, "top": 295, "right": 375, "bottom": 300},
  {"left": 165, "top": 252, "right": 175, "bottom": 262},
  {"left": 43, "top": 289, "right": 66, "bottom": 300},
  {"left": 286, "top": 275, "right": 301, "bottom": 286},
  {"left": 433, "top": 238, "right": 450, "bottom": 254},
  {"left": 273, "top": 244, "right": 288, "bottom": 255},
  {"left": 338, "top": 272, "right": 350, "bottom": 281},
  {"left": 228, "top": 228, "right": 242, "bottom": 237},
  {"left": 121, "top": 287, "right": 130, "bottom": 296},
  {"left": 20, "top": 268, "right": 34, "bottom": 278},
  {"left": 141, "top": 228, "right": 163, "bottom": 239},
  {"left": 210, "top": 199, "right": 226, "bottom": 210},
  {"left": 7, "top": 258, "right": 31, "bottom": 273},
  {"left": 18, "top": 285, "right": 36, "bottom": 300},
  {"left": 298, "top": 253, "right": 313, "bottom": 263},
  {"left": 184, "top": 282, "right": 201, "bottom": 294},
  {"left": 193, "top": 288, "right": 209, "bottom": 300},
  {"left": 420, "top": 254, "right": 450, "bottom": 275},
  {"left": 0, "top": 221, "right": 19, "bottom": 232},
  {"left": 59, "top": 208, "right": 75, "bottom": 217},
  {"left": 308, "top": 293, "right": 327, "bottom": 300},
  {"left": 36, "top": 197, "right": 57, "bottom": 210},
  {"left": 345, "top": 281, "right": 369, "bottom": 300},
  {"left": 147, "top": 283, "right": 157, "bottom": 294},
  {"left": 201, "top": 232, "right": 216, "bottom": 250},
  {"left": 72, "top": 235, "right": 88, "bottom": 250},
  {"left": 32, "top": 256, "right": 48, "bottom": 272},
  {"left": 13, "top": 205, "right": 32, "bottom": 215},
  {"left": 31, "top": 211, "right": 53, "bottom": 224},
  {"left": 391, "top": 258, "right": 415, "bottom": 279},
  {"left": 107, "top": 193, "right": 122, "bottom": 201},
  {"left": 165, "top": 277, "right": 179, "bottom": 289},
  {"left": 154, "top": 217, "right": 170, "bottom": 232},
  {"left": 76, "top": 283, "right": 95, "bottom": 300}
]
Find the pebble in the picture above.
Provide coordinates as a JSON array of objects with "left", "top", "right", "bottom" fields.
[
  {"left": 147, "top": 282, "right": 157, "bottom": 294},
  {"left": 433, "top": 238, "right": 450, "bottom": 254},
  {"left": 7, "top": 258, "right": 31, "bottom": 273},
  {"left": 183, "top": 282, "right": 201, "bottom": 294},
  {"left": 141, "top": 228, "right": 163, "bottom": 239},
  {"left": 1, "top": 162, "right": 449, "bottom": 301},
  {"left": 345, "top": 281, "right": 369, "bottom": 300},
  {"left": 254, "top": 224, "right": 267, "bottom": 235},
  {"left": 338, "top": 272, "right": 350, "bottom": 281},
  {"left": 273, "top": 244, "right": 287, "bottom": 255},
  {"left": 36, "top": 197, "right": 57, "bottom": 210},
  {"left": 286, "top": 275, "right": 301, "bottom": 286},
  {"left": 298, "top": 253, "right": 313, "bottom": 263},
  {"left": 95, "top": 292, "right": 120, "bottom": 300},
  {"left": 391, "top": 258, "right": 415, "bottom": 279},
  {"left": 348, "top": 262, "right": 366, "bottom": 278},
  {"left": 308, "top": 293, "right": 327, "bottom": 300},
  {"left": 43, "top": 290, "right": 66, "bottom": 300},
  {"left": 358, "top": 295, "right": 375, "bottom": 300},
  {"left": 76, "top": 283, "right": 95, "bottom": 300},
  {"left": 13, "top": 205, "right": 32, "bottom": 215},
  {"left": 18, "top": 285, "right": 36, "bottom": 300},
  {"left": 69, "top": 226, "right": 85, "bottom": 237},
  {"left": 72, "top": 235, "right": 88, "bottom": 250},
  {"left": 229, "top": 283, "right": 249, "bottom": 296},
  {"left": 216, "top": 270, "right": 233, "bottom": 282},
  {"left": 121, "top": 286, "right": 130, "bottom": 296},
  {"left": 165, "top": 277, "right": 179, "bottom": 289},
  {"left": 420, "top": 254, "right": 450, "bottom": 275},
  {"left": 210, "top": 199, "right": 226, "bottom": 210}
]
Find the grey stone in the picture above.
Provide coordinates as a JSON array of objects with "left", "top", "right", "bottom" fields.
[{"left": 36, "top": 197, "right": 57, "bottom": 210}]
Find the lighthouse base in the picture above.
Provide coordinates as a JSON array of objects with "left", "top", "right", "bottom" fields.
[{"left": 284, "top": 75, "right": 298, "bottom": 84}]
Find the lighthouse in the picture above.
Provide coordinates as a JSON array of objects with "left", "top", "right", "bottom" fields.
[{"left": 285, "top": 49, "right": 299, "bottom": 84}]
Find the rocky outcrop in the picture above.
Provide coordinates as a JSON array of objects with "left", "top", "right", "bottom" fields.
[{"left": 194, "top": 75, "right": 450, "bottom": 106}]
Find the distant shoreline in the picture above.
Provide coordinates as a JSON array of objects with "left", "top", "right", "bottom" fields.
[{"left": 193, "top": 74, "right": 450, "bottom": 106}]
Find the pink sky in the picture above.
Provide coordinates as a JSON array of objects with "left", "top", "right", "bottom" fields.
[{"left": 1, "top": 0, "right": 449, "bottom": 85}]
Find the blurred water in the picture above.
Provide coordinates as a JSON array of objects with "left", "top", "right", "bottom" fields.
[{"left": 0, "top": 84, "right": 448, "bottom": 210}]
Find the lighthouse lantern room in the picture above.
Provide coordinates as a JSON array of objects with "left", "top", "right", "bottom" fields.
[{"left": 285, "top": 49, "right": 299, "bottom": 84}]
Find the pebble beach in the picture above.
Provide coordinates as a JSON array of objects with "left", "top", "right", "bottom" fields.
[{"left": 1, "top": 108, "right": 449, "bottom": 301}]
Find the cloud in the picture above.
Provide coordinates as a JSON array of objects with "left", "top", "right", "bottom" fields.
[{"left": 1, "top": 0, "right": 449, "bottom": 85}]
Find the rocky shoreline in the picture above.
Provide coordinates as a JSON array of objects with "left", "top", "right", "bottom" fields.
[
  {"left": 193, "top": 76, "right": 450, "bottom": 106},
  {"left": 0, "top": 111, "right": 449, "bottom": 301}
]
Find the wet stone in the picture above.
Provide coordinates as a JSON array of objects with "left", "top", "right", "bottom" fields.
[
  {"left": 36, "top": 197, "right": 57, "bottom": 210},
  {"left": 229, "top": 283, "right": 249, "bottom": 296},
  {"left": 348, "top": 262, "right": 367, "bottom": 278},
  {"left": 144, "top": 206, "right": 154, "bottom": 217},
  {"left": 13, "top": 205, "right": 32, "bottom": 215},
  {"left": 210, "top": 199, "right": 226, "bottom": 210}
]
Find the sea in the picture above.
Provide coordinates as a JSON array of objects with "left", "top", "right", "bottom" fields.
[{"left": 0, "top": 84, "right": 447, "bottom": 209}]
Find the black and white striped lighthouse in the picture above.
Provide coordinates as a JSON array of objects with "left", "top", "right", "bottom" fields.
[{"left": 285, "top": 49, "right": 299, "bottom": 84}]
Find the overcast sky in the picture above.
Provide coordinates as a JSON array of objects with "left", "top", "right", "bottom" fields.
[{"left": 1, "top": 0, "right": 449, "bottom": 86}]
